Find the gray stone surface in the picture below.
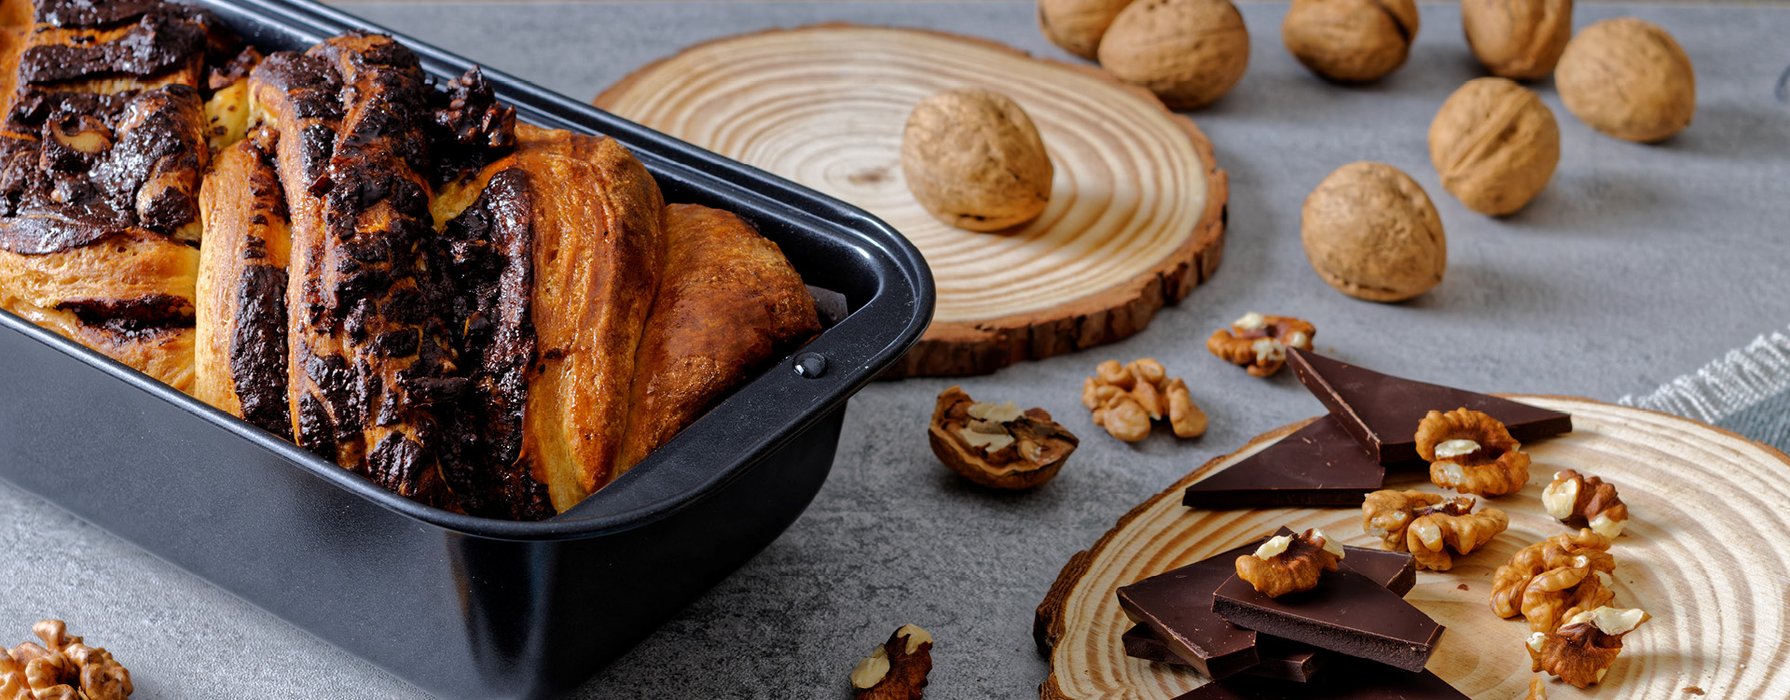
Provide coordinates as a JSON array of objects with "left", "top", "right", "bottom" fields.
[{"left": 3, "top": 1, "right": 1789, "bottom": 698}]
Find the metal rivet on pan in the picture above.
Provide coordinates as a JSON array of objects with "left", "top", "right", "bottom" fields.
[{"left": 793, "top": 353, "right": 828, "bottom": 378}]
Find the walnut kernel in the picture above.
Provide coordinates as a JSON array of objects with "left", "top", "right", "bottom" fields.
[
  {"left": 1206, "top": 312, "right": 1316, "bottom": 377},
  {"left": 1097, "top": 0, "right": 1249, "bottom": 110},
  {"left": 1281, "top": 0, "right": 1418, "bottom": 83},
  {"left": 1301, "top": 162, "right": 1446, "bottom": 302},
  {"left": 1417, "top": 408, "right": 1531, "bottom": 497},
  {"left": 1555, "top": 18, "right": 1695, "bottom": 143},
  {"left": 0, "top": 621, "right": 130, "bottom": 700},
  {"left": 1543, "top": 469, "right": 1629, "bottom": 538},
  {"left": 1084, "top": 359, "right": 1205, "bottom": 442},
  {"left": 1362, "top": 490, "right": 1507, "bottom": 571},
  {"left": 1429, "top": 77, "right": 1560, "bottom": 216},
  {"left": 1461, "top": 0, "right": 1572, "bottom": 80},
  {"left": 901, "top": 88, "right": 1053, "bottom": 231},
  {"left": 929, "top": 387, "right": 1079, "bottom": 489},
  {"left": 1528, "top": 606, "right": 1649, "bottom": 688},
  {"left": 1491, "top": 529, "right": 1618, "bottom": 632},
  {"left": 852, "top": 625, "right": 934, "bottom": 700},
  {"left": 1235, "top": 528, "right": 1343, "bottom": 597}
]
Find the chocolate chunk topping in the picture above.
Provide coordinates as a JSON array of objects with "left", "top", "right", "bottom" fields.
[
  {"left": 34, "top": 0, "right": 164, "bottom": 27},
  {"left": 56, "top": 293, "right": 193, "bottom": 336}
]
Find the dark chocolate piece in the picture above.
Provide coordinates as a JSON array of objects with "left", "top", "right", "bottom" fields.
[
  {"left": 1173, "top": 668, "right": 1467, "bottom": 699},
  {"left": 1119, "top": 531, "right": 1418, "bottom": 680},
  {"left": 1122, "top": 626, "right": 1329, "bottom": 683},
  {"left": 20, "top": 11, "right": 207, "bottom": 83},
  {"left": 1183, "top": 417, "right": 1385, "bottom": 508},
  {"left": 1117, "top": 538, "right": 1264, "bottom": 679},
  {"left": 1288, "top": 349, "right": 1572, "bottom": 465},
  {"left": 1212, "top": 569, "right": 1444, "bottom": 673}
]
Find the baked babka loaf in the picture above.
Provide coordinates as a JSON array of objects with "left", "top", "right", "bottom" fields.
[{"left": 0, "top": 1, "right": 821, "bottom": 519}]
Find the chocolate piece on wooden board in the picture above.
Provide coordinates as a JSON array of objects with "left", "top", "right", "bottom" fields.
[
  {"left": 1117, "top": 530, "right": 1418, "bottom": 679},
  {"left": 1122, "top": 626, "right": 1329, "bottom": 683},
  {"left": 1182, "top": 417, "right": 1385, "bottom": 509},
  {"left": 1212, "top": 569, "right": 1445, "bottom": 673},
  {"left": 1172, "top": 668, "right": 1468, "bottom": 699},
  {"left": 1287, "top": 349, "right": 1573, "bottom": 465}
]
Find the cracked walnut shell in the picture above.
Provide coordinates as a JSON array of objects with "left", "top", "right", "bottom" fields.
[
  {"left": 1429, "top": 77, "right": 1560, "bottom": 216},
  {"left": 1529, "top": 606, "right": 1649, "bottom": 688},
  {"left": 1461, "top": 0, "right": 1572, "bottom": 80},
  {"left": 1083, "top": 359, "right": 1206, "bottom": 442},
  {"left": 0, "top": 620, "right": 131, "bottom": 700},
  {"left": 851, "top": 625, "right": 934, "bottom": 700},
  {"left": 1555, "top": 18, "right": 1694, "bottom": 143},
  {"left": 901, "top": 88, "right": 1053, "bottom": 232},
  {"left": 1301, "top": 162, "right": 1445, "bottom": 302},
  {"left": 1361, "top": 490, "right": 1507, "bottom": 571},
  {"left": 1543, "top": 469, "right": 1629, "bottom": 538},
  {"left": 1235, "top": 528, "right": 1344, "bottom": 598},
  {"left": 1417, "top": 408, "right": 1531, "bottom": 497},
  {"left": 1207, "top": 312, "right": 1315, "bottom": 377},
  {"left": 1281, "top": 0, "right": 1418, "bottom": 83},
  {"left": 1491, "top": 528, "right": 1617, "bottom": 632},
  {"left": 929, "top": 386, "right": 1079, "bottom": 489},
  {"left": 1097, "top": 0, "right": 1250, "bottom": 110}
]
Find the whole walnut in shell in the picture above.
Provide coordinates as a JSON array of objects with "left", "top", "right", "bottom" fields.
[
  {"left": 1555, "top": 18, "right": 1695, "bottom": 143},
  {"left": 1301, "top": 162, "right": 1446, "bottom": 302},
  {"left": 1038, "top": 0, "right": 1135, "bottom": 60},
  {"left": 1281, "top": 0, "right": 1418, "bottom": 83},
  {"left": 901, "top": 88, "right": 1054, "bottom": 231},
  {"left": 1097, "top": 0, "right": 1250, "bottom": 110},
  {"left": 1461, "top": 0, "right": 1572, "bottom": 80},
  {"left": 1429, "top": 77, "right": 1560, "bottom": 216}
]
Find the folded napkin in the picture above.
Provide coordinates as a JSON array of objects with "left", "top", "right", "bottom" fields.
[{"left": 1621, "top": 326, "right": 1790, "bottom": 452}]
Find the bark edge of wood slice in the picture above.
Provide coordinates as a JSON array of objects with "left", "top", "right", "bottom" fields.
[
  {"left": 596, "top": 24, "right": 1228, "bottom": 378},
  {"left": 1035, "top": 396, "right": 1790, "bottom": 699}
]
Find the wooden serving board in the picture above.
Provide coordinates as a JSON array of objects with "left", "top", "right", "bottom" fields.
[
  {"left": 1036, "top": 396, "right": 1790, "bottom": 699},
  {"left": 596, "top": 25, "right": 1227, "bottom": 378}
]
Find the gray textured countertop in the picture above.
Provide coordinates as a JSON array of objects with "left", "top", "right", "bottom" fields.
[{"left": 3, "top": 1, "right": 1788, "bottom": 698}]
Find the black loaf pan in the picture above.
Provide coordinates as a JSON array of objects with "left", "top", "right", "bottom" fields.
[{"left": 0, "top": 0, "right": 934, "bottom": 697}]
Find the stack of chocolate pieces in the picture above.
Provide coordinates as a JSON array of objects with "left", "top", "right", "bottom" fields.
[
  {"left": 1182, "top": 349, "right": 1573, "bottom": 507},
  {"left": 1118, "top": 529, "right": 1453, "bottom": 696},
  {"left": 1118, "top": 350, "right": 1575, "bottom": 695}
]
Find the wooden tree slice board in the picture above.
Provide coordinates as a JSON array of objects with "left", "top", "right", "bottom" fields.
[
  {"left": 1036, "top": 397, "right": 1790, "bottom": 699},
  {"left": 596, "top": 25, "right": 1227, "bottom": 378}
]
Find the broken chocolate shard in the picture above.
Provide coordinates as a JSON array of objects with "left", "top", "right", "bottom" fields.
[
  {"left": 1183, "top": 417, "right": 1385, "bottom": 509},
  {"left": 1212, "top": 568, "right": 1444, "bottom": 673},
  {"left": 1172, "top": 668, "right": 1467, "bottom": 699},
  {"left": 1118, "top": 531, "right": 1418, "bottom": 680},
  {"left": 1122, "top": 626, "right": 1329, "bottom": 683},
  {"left": 1288, "top": 349, "right": 1572, "bottom": 465}
]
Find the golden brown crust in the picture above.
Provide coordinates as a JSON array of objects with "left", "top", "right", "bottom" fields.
[
  {"left": 510, "top": 125, "right": 666, "bottom": 509},
  {"left": 612, "top": 203, "right": 819, "bottom": 477},
  {"left": 195, "top": 130, "right": 291, "bottom": 436}
]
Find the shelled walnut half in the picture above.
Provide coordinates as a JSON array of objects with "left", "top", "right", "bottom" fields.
[
  {"left": 0, "top": 620, "right": 132, "bottom": 700},
  {"left": 1543, "top": 470, "right": 1630, "bottom": 538},
  {"left": 930, "top": 387, "right": 1079, "bottom": 489},
  {"left": 1491, "top": 528, "right": 1618, "bottom": 633},
  {"left": 1206, "top": 312, "right": 1315, "bottom": 377},
  {"left": 851, "top": 625, "right": 934, "bottom": 700},
  {"left": 1361, "top": 490, "right": 1507, "bottom": 571},
  {"left": 1417, "top": 408, "right": 1531, "bottom": 497},
  {"left": 1528, "top": 606, "right": 1649, "bottom": 688},
  {"left": 1081, "top": 359, "right": 1207, "bottom": 442},
  {"left": 1235, "top": 528, "right": 1343, "bottom": 597}
]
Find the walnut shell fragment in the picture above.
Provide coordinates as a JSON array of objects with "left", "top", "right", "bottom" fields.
[
  {"left": 930, "top": 386, "right": 1079, "bottom": 489},
  {"left": 851, "top": 624, "right": 934, "bottom": 700}
]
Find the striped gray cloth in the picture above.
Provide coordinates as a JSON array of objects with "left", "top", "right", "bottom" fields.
[{"left": 1620, "top": 326, "right": 1790, "bottom": 452}]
